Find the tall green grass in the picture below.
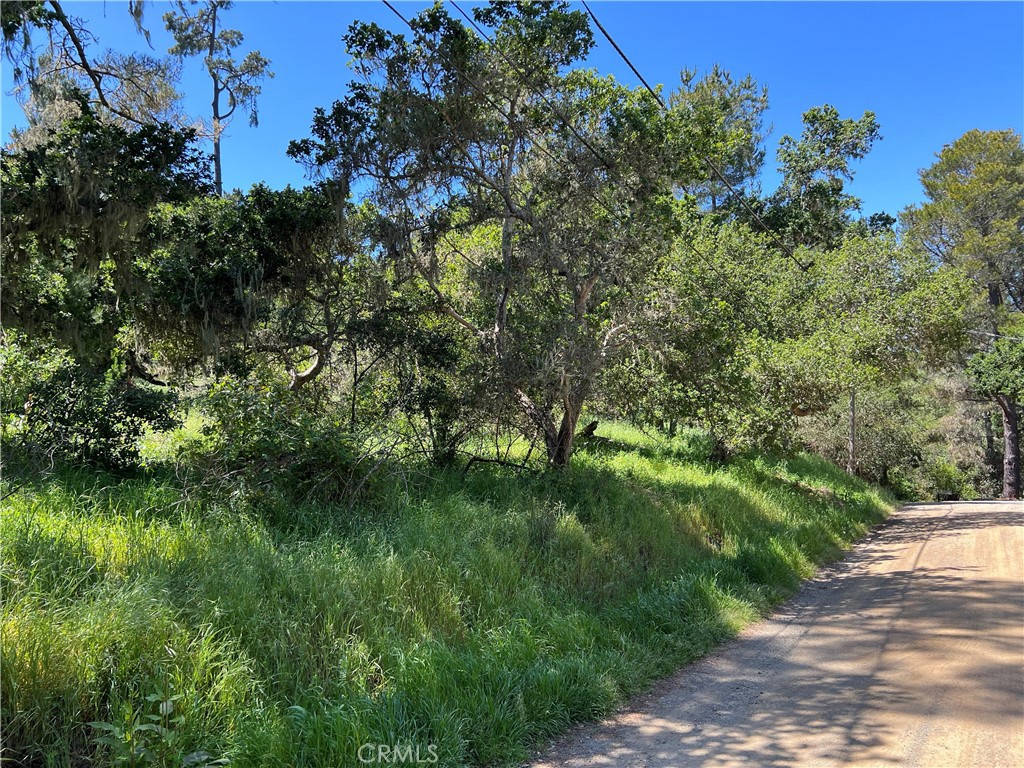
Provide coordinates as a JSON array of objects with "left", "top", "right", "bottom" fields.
[{"left": 1, "top": 424, "right": 893, "bottom": 766}]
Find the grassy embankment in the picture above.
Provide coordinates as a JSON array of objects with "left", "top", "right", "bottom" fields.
[{"left": 1, "top": 424, "right": 893, "bottom": 766}]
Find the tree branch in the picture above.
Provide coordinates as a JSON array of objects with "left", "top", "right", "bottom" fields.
[
  {"left": 47, "top": 0, "right": 144, "bottom": 125},
  {"left": 287, "top": 343, "right": 327, "bottom": 391}
]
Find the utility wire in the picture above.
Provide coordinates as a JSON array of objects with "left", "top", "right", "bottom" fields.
[
  {"left": 580, "top": 0, "right": 811, "bottom": 273},
  {"left": 446, "top": 0, "right": 772, "bottom": 328},
  {"left": 449, "top": 1, "right": 615, "bottom": 171},
  {"left": 379, "top": 0, "right": 767, "bottom": 330}
]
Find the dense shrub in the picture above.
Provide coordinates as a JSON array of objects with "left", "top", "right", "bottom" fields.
[
  {"left": 190, "top": 374, "right": 366, "bottom": 510},
  {"left": 799, "top": 380, "right": 990, "bottom": 499},
  {"left": 1, "top": 337, "right": 179, "bottom": 470}
]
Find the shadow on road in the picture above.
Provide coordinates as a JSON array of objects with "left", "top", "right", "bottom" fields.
[{"left": 535, "top": 502, "right": 1024, "bottom": 768}]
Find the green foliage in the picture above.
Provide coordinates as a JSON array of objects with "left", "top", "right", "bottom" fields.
[
  {"left": 1, "top": 428, "right": 892, "bottom": 767},
  {"left": 799, "top": 374, "right": 996, "bottom": 500},
  {"left": 756, "top": 233, "right": 971, "bottom": 449},
  {"left": 2, "top": 335, "right": 179, "bottom": 470},
  {"left": 793, "top": 235, "right": 966, "bottom": 380},
  {"left": 918, "top": 456, "right": 977, "bottom": 501},
  {"left": 192, "top": 372, "right": 364, "bottom": 510},
  {"left": 88, "top": 688, "right": 230, "bottom": 768},
  {"left": 0, "top": 331, "right": 71, "bottom": 434},
  {"left": 669, "top": 65, "right": 769, "bottom": 210},
  {"left": 968, "top": 330, "right": 1024, "bottom": 402},
  {"left": 767, "top": 105, "right": 881, "bottom": 248},
  {"left": 140, "top": 182, "right": 385, "bottom": 388},
  {"left": 1, "top": 557, "right": 252, "bottom": 766},
  {"left": 799, "top": 383, "right": 919, "bottom": 492},
  {"left": 903, "top": 128, "right": 1024, "bottom": 313},
  {"left": 1, "top": 111, "right": 210, "bottom": 362},
  {"left": 2, "top": 113, "right": 209, "bottom": 262},
  {"left": 600, "top": 218, "right": 784, "bottom": 452},
  {"left": 142, "top": 192, "right": 271, "bottom": 370}
]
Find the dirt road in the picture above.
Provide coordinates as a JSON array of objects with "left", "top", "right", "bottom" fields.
[{"left": 531, "top": 501, "right": 1024, "bottom": 768}]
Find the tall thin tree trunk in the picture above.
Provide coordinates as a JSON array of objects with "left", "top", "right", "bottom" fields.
[
  {"left": 846, "top": 388, "right": 857, "bottom": 475},
  {"left": 983, "top": 279, "right": 1017, "bottom": 498},
  {"left": 213, "top": 128, "right": 222, "bottom": 195},
  {"left": 997, "top": 395, "right": 1021, "bottom": 500},
  {"left": 984, "top": 410, "right": 1000, "bottom": 488},
  {"left": 350, "top": 346, "right": 358, "bottom": 430},
  {"left": 209, "top": 5, "right": 223, "bottom": 195}
]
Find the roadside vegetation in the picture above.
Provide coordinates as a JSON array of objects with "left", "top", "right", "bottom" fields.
[
  {"left": 0, "top": 1, "right": 1020, "bottom": 766},
  {"left": 2, "top": 423, "right": 891, "bottom": 766}
]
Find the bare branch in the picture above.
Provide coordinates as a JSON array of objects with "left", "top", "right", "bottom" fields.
[{"left": 46, "top": 0, "right": 145, "bottom": 125}]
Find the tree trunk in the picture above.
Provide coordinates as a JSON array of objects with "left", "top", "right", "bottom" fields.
[
  {"left": 515, "top": 388, "right": 559, "bottom": 463},
  {"left": 287, "top": 345, "right": 326, "bottom": 391},
  {"left": 983, "top": 278, "right": 1018, "bottom": 498},
  {"left": 209, "top": 6, "right": 223, "bottom": 196},
  {"left": 350, "top": 347, "right": 359, "bottom": 430},
  {"left": 996, "top": 395, "right": 1021, "bottom": 499},
  {"left": 846, "top": 388, "right": 857, "bottom": 475},
  {"left": 213, "top": 129, "right": 222, "bottom": 196},
  {"left": 514, "top": 387, "right": 583, "bottom": 468},
  {"left": 549, "top": 399, "right": 582, "bottom": 467},
  {"left": 211, "top": 72, "right": 223, "bottom": 194},
  {"left": 984, "top": 410, "right": 1000, "bottom": 488},
  {"left": 987, "top": 280, "right": 1004, "bottom": 313}
]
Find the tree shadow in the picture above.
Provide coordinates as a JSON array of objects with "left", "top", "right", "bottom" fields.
[
  {"left": 572, "top": 433, "right": 716, "bottom": 467},
  {"left": 530, "top": 502, "right": 1024, "bottom": 767}
]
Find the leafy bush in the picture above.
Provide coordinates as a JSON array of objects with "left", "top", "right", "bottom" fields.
[
  {"left": 798, "top": 378, "right": 995, "bottom": 500},
  {"left": 921, "top": 456, "right": 978, "bottom": 501},
  {"left": 2, "top": 337, "right": 179, "bottom": 470},
  {"left": 191, "top": 374, "right": 365, "bottom": 511},
  {"left": 805, "top": 391, "right": 923, "bottom": 488},
  {"left": 1, "top": 332, "right": 70, "bottom": 434}
]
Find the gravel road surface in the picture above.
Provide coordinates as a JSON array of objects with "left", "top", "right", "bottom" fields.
[{"left": 530, "top": 501, "right": 1024, "bottom": 768}]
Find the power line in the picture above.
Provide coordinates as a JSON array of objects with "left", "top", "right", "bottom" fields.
[
  {"left": 378, "top": 0, "right": 768, "bottom": 330},
  {"left": 580, "top": 0, "right": 811, "bottom": 273},
  {"left": 449, "top": 1, "right": 615, "bottom": 171}
]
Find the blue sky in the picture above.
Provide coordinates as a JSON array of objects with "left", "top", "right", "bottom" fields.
[{"left": 2, "top": 1, "right": 1021, "bottom": 217}]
